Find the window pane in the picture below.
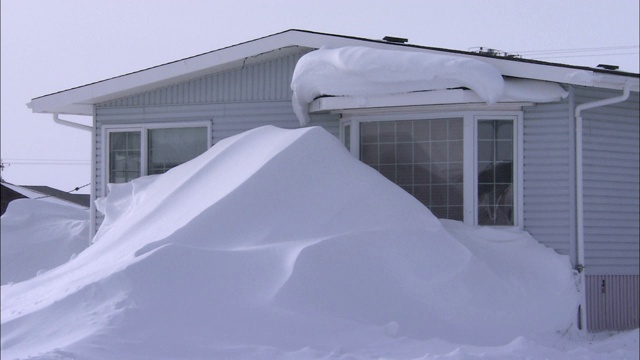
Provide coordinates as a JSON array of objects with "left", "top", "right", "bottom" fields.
[
  {"left": 343, "top": 124, "right": 351, "bottom": 150},
  {"left": 109, "top": 131, "right": 141, "bottom": 184},
  {"left": 148, "top": 127, "right": 208, "bottom": 175},
  {"left": 477, "top": 120, "right": 514, "bottom": 225},
  {"left": 360, "top": 118, "right": 463, "bottom": 221}
]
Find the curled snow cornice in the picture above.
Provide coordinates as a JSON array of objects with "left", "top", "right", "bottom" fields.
[{"left": 291, "top": 46, "right": 505, "bottom": 125}]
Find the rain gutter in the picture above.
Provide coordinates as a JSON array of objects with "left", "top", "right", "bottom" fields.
[
  {"left": 573, "top": 82, "right": 631, "bottom": 331},
  {"left": 52, "top": 114, "right": 96, "bottom": 243}
]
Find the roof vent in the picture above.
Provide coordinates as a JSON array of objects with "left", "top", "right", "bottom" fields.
[
  {"left": 383, "top": 36, "right": 408, "bottom": 44},
  {"left": 596, "top": 64, "right": 619, "bottom": 70},
  {"left": 469, "top": 47, "right": 521, "bottom": 59}
]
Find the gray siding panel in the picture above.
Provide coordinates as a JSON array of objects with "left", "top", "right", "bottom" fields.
[
  {"left": 578, "top": 88, "right": 639, "bottom": 276},
  {"left": 97, "top": 49, "right": 311, "bottom": 108},
  {"left": 586, "top": 275, "right": 639, "bottom": 332},
  {"left": 522, "top": 101, "right": 575, "bottom": 258}
]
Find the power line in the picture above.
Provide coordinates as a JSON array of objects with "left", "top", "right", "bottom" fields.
[
  {"left": 2, "top": 159, "right": 90, "bottom": 165},
  {"left": 532, "top": 52, "right": 639, "bottom": 60},
  {"left": 512, "top": 45, "right": 639, "bottom": 55}
]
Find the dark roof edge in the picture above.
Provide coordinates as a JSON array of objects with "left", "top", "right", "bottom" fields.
[{"left": 31, "top": 29, "right": 639, "bottom": 102}]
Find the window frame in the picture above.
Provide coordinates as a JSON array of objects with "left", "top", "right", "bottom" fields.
[
  {"left": 341, "top": 110, "right": 523, "bottom": 227},
  {"left": 102, "top": 121, "right": 212, "bottom": 196}
]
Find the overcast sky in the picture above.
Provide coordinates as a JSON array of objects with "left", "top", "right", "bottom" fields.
[{"left": 1, "top": 0, "right": 638, "bottom": 194}]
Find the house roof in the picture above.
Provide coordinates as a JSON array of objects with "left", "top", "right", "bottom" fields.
[
  {"left": 27, "top": 29, "right": 640, "bottom": 116},
  {"left": 1, "top": 182, "right": 90, "bottom": 209}
]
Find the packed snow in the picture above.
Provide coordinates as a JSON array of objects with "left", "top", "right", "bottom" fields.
[
  {"left": 1, "top": 126, "right": 637, "bottom": 359},
  {"left": 290, "top": 47, "right": 569, "bottom": 125},
  {"left": 1, "top": 199, "right": 89, "bottom": 285}
]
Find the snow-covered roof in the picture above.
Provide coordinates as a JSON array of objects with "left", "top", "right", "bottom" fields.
[
  {"left": 27, "top": 29, "right": 639, "bottom": 116},
  {"left": 1, "top": 182, "right": 88, "bottom": 209}
]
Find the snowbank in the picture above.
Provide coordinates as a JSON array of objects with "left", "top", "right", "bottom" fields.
[
  {"left": 1, "top": 126, "right": 588, "bottom": 359},
  {"left": 1, "top": 199, "right": 89, "bottom": 285}
]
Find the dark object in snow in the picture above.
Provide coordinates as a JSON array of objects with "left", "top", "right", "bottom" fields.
[
  {"left": 597, "top": 64, "right": 619, "bottom": 71},
  {"left": 1, "top": 183, "right": 27, "bottom": 216},
  {"left": 22, "top": 185, "right": 90, "bottom": 208},
  {"left": 383, "top": 36, "right": 408, "bottom": 44}
]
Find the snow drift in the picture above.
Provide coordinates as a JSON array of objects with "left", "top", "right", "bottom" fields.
[
  {"left": 291, "top": 46, "right": 504, "bottom": 125},
  {"left": 290, "top": 47, "right": 569, "bottom": 125},
  {"left": 1, "top": 199, "right": 89, "bottom": 285},
  {"left": 1, "top": 126, "right": 578, "bottom": 359}
]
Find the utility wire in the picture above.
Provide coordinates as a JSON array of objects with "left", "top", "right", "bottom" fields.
[
  {"left": 32, "top": 183, "right": 91, "bottom": 200},
  {"left": 532, "top": 52, "right": 639, "bottom": 60},
  {"left": 513, "top": 45, "right": 639, "bottom": 55}
]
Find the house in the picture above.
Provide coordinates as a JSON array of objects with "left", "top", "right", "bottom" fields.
[{"left": 26, "top": 29, "right": 639, "bottom": 332}]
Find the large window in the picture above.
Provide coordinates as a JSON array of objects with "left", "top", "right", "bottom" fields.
[
  {"left": 343, "top": 112, "right": 520, "bottom": 226},
  {"left": 148, "top": 127, "right": 208, "bottom": 175},
  {"left": 360, "top": 119, "right": 464, "bottom": 220},
  {"left": 105, "top": 123, "right": 210, "bottom": 188}
]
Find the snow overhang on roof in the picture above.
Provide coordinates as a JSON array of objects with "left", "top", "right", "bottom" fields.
[{"left": 27, "top": 29, "right": 640, "bottom": 116}]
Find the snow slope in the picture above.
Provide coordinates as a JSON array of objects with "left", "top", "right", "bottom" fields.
[
  {"left": 1, "top": 199, "right": 89, "bottom": 285},
  {"left": 1, "top": 126, "right": 635, "bottom": 359}
]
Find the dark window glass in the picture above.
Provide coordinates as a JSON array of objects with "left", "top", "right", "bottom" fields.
[
  {"left": 477, "top": 120, "right": 514, "bottom": 225},
  {"left": 360, "top": 118, "right": 463, "bottom": 220},
  {"left": 109, "top": 131, "right": 141, "bottom": 183}
]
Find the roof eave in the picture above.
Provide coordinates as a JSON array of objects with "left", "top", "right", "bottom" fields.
[{"left": 27, "top": 29, "right": 640, "bottom": 115}]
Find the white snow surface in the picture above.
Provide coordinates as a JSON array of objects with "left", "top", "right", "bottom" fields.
[
  {"left": 290, "top": 47, "right": 570, "bottom": 125},
  {"left": 291, "top": 46, "right": 504, "bottom": 125},
  {"left": 1, "top": 126, "right": 637, "bottom": 359},
  {"left": 1, "top": 199, "right": 89, "bottom": 285}
]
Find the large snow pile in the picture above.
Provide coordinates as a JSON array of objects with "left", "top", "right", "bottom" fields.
[
  {"left": 1, "top": 126, "right": 635, "bottom": 359},
  {"left": 1, "top": 199, "right": 89, "bottom": 285}
]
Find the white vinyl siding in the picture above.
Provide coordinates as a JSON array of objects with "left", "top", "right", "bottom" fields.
[
  {"left": 578, "top": 88, "right": 639, "bottom": 276},
  {"left": 522, "top": 101, "right": 575, "bottom": 258}
]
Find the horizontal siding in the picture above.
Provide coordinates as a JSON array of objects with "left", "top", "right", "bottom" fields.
[
  {"left": 95, "top": 101, "right": 340, "bottom": 192},
  {"left": 522, "top": 101, "right": 574, "bottom": 257},
  {"left": 97, "top": 48, "right": 311, "bottom": 107},
  {"left": 586, "top": 275, "right": 639, "bottom": 332},
  {"left": 577, "top": 87, "right": 639, "bottom": 275}
]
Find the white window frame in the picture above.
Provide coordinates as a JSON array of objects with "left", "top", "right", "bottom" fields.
[
  {"left": 342, "top": 110, "right": 523, "bottom": 227},
  {"left": 101, "top": 121, "right": 212, "bottom": 196}
]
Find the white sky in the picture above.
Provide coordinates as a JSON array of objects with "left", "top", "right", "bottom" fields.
[{"left": 1, "top": 0, "right": 638, "bottom": 194}]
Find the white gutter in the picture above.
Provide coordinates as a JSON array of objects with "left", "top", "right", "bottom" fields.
[
  {"left": 51, "top": 114, "right": 96, "bottom": 244},
  {"left": 53, "top": 114, "right": 92, "bottom": 131},
  {"left": 573, "top": 82, "right": 632, "bottom": 331}
]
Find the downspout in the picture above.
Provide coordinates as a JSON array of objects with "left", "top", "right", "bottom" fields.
[
  {"left": 573, "top": 82, "right": 631, "bottom": 332},
  {"left": 52, "top": 114, "right": 96, "bottom": 244}
]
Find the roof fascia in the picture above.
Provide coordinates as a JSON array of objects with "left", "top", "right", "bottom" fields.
[
  {"left": 28, "top": 29, "right": 640, "bottom": 115},
  {"left": 28, "top": 30, "right": 314, "bottom": 115}
]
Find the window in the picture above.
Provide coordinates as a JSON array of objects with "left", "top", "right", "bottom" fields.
[
  {"left": 343, "top": 111, "right": 520, "bottom": 226},
  {"left": 477, "top": 120, "right": 514, "bottom": 225},
  {"left": 109, "top": 131, "right": 141, "bottom": 183},
  {"left": 360, "top": 118, "right": 464, "bottom": 220},
  {"left": 148, "top": 127, "right": 208, "bottom": 175},
  {"left": 105, "top": 123, "right": 210, "bottom": 188}
]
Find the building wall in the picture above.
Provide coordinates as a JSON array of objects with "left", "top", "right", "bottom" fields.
[
  {"left": 522, "top": 87, "right": 639, "bottom": 332},
  {"left": 586, "top": 274, "right": 639, "bottom": 331},
  {"left": 578, "top": 87, "right": 639, "bottom": 332},
  {"left": 94, "top": 47, "right": 339, "bottom": 229},
  {"left": 522, "top": 99, "right": 576, "bottom": 260},
  {"left": 577, "top": 87, "right": 639, "bottom": 276}
]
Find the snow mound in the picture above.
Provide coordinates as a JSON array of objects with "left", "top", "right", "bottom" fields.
[
  {"left": 1, "top": 199, "right": 89, "bottom": 285},
  {"left": 291, "top": 46, "right": 505, "bottom": 125},
  {"left": 1, "top": 126, "right": 578, "bottom": 359}
]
